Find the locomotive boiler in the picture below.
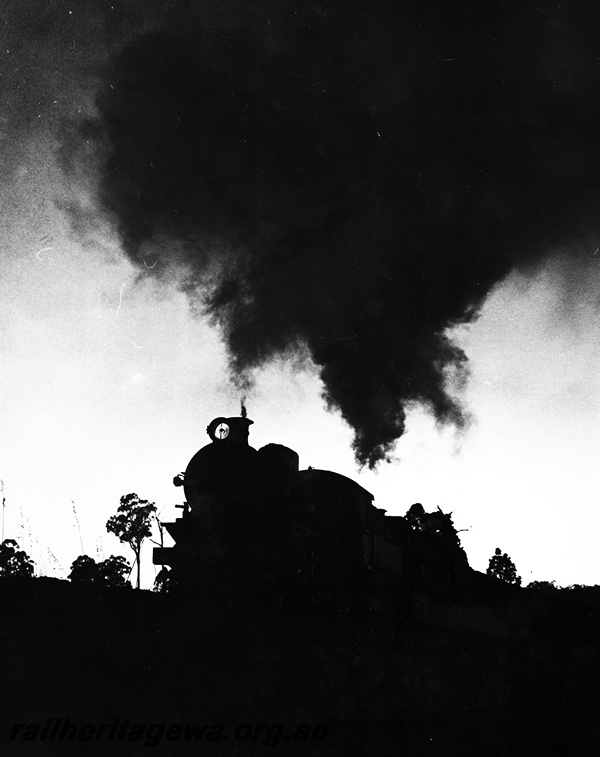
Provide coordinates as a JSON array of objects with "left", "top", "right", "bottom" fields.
[{"left": 153, "top": 413, "right": 404, "bottom": 586}]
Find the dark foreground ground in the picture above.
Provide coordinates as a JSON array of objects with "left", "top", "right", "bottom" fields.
[{"left": 1, "top": 571, "right": 599, "bottom": 756}]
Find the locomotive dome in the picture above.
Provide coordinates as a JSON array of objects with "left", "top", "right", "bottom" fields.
[{"left": 183, "top": 415, "right": 258, "bottom": 504}]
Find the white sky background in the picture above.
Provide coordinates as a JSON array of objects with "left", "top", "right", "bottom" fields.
[
  {"left": 1, "top": 4, "right": 599, "bottom": 589},
  {"left": 1, "top": 138, "right": 599, "bottom": 589}
]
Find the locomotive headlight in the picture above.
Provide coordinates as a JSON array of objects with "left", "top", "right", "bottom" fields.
[{"left": 215, "top": 422, "right": 230, "bottom": 440}]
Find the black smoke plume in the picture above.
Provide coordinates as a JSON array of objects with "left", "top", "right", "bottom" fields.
[{"left": 74, "top": 1, "right": 600, "bottom": 466}]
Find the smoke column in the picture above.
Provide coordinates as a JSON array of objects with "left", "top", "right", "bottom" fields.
[{"left": 65, "top": 1, "right": 600, "bottom": 466}]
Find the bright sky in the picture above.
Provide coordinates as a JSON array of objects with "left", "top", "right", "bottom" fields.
[{"left": 0, "top": 138, "right": 598, "bottom": 589}]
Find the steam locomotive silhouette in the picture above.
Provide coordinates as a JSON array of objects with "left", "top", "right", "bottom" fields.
[{"left": 153, "top": 415, "right": 467, "bottom": 587}]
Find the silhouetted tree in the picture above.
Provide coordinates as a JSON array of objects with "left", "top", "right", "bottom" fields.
[
  {"left": 527, "top": 580, "right": 558, "bottom": 593},
  {"left": 69, "top": 555, "right": 98, "bottom": 583},
  {"left": 0, "top": 539, "right": 34, "bottom": 578},
  {"left": 405, "top": 504, "right": 462, "bottom": 546},
  {"left": 97, "top": 555, "right": 131, "bottom": 588},
  {"left": 405, "top": 503, "right": 426, "bottom": 531},
  {"left": 106, "top": 493, "right": 156, "bottom": 589},
  {"left": 487, "top": 548, "right": 521, "bottom": 586},
  {"left": 69, "top": 554, "right": 131, "bottom": 588},
  {"left": 153, "top": 566, "right": 172, "bottom": 594}
]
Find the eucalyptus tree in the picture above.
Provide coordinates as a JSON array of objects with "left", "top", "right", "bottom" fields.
[{"left": 106, "top": 494, "right": 156, "bottom": 589}]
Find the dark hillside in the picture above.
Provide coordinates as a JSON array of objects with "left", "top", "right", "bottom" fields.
[{"left": 1, "top": 573, "right": 599, "bottom": 755}]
